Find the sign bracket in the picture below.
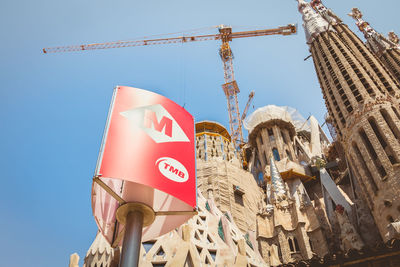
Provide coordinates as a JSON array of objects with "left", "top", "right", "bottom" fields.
[{"left": 94, "top": 176, "right": 198, "bottom": 216}]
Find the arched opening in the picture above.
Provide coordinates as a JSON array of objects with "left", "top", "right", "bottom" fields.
[
  {"left": 268, "top": 128, "right": 275, "bottom": 142},
  {"left": 293, "top": 237, "right": 300, "bottom": 252},
  {"left": 286, "top": 149, "right": 293, "bottom": 161},
  {"left": 272, "top": 148, "right": 280, "bottom": 161},
  {"left": 281, "top": 130, "right": 288, "bottom": 144},
  {"left": 257, "top": 172, "right": 264, "bottom": 184},
  {"left": 288, "top": 237, "right": 300, "bottom": 253},
  {"left": 288, "top": 238, "right": 294, "bottom": 252}
]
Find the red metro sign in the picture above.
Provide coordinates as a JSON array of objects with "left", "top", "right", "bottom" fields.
[
  {"left": 92, "top": 86, "right": 196, "bottom": 244},
  {"left": 97, "top": 86, "right": 196, "bottom": 207}
]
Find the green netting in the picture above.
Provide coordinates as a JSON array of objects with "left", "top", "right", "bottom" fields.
[
  {"left": 205, "top": 201, "right": 210, "bottom": 211},
  {"left": 244, "top": 233, "right": 253, "bottom": 250},
  {"left": 224, "top": 212, "right": 231, "bottom": 222},
  {"left": 218, "top": 219, "right": 225, "bottom": 241}
]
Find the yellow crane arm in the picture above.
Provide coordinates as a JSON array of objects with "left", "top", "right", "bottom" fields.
[{"left": 241, "top": 91, "right": 255, "bottom": 122}]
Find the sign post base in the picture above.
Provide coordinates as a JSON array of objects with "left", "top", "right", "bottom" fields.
[{"left": 117, "top": 203, "right": 156, "bottom": 267}]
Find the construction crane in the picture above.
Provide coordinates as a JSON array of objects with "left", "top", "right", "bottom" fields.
[
  {"left": 241, "top": 91, "right": 255, "bottom": 123},
  {"left": 43, "top": 24, "right": 296, "bottom": 150}
]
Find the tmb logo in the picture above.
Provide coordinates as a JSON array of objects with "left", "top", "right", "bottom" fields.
[
  {"left": 120, "top": 104, "right": 190, "bottom": 143},
  {"left": 156, "top": 157, "right": 189, "bottom": 183}
]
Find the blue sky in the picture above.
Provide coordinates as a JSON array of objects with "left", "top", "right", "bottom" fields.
[{"left": 0, "top": 0, "right": 398, "bottom": 266}]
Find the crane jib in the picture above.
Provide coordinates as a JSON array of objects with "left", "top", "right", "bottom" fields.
[{"left": 42, "top": 24, "right": 296, "bottom": 53}]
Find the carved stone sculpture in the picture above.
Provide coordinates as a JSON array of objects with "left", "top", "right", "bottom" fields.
[{"left": 335, "top": 205, "right": 364, "bottom": 251}]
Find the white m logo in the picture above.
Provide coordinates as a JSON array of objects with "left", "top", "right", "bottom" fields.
[{"left": 120, "top": 104, "right": 190, "bottom": 143}]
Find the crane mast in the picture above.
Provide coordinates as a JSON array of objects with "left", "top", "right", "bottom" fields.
[{"left": 219, "top": 25, "right": 243, "bottom": 148}]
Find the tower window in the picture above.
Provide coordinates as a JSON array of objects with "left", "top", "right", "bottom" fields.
[
  {"left": 272, "top": 148, "right": 280, "bottom": 161},
  {"left": 288, "top": 238, "right": 294, "bottom": 252},
  {"left": 268, "top": 128, "right": 275, "bottom": 142},
  {"left": 256, "top": 157, "right": 261, "bottom": 168},
  {"left": 380, "top": 109, "right": 400, "bottom": 142},
  {"left": 288, "top": 237, "right": 300, "bottom": 253},
  {"left": 257, "top": 172, "right": 264, "bottom": 184},
  {"left": 281, "top": 130, "right": 288, "bottom": 144},
  {"left": 278, "top": 244, "right": 282, "bottom": 260},
  {"left": 352, "top": 142, "right": 378, "bottom": 194},
  {"left": 294, "top": 237, "right": 300, "bottom": 252},
  {"left": 348, "top": 154, "right": 373, "bottom": 208},
  {"left": 263, "top": 151, "right": 268, "bottom": 165},
  {"left": 359, "top": 129, "right": 387, "bottom": 178},
  {"left": 234, "top": 191, "right": 244, "bottom": 206},
  {"left": 368, "top": 117, "right": 398, "bottom": 165},
  {"left": 296, "top": 146, "right": 303, "bottom": 156},
  {"left": 286, "top": 150, "right": 293, "bottom": 161},
  {"left": 392, "top": 107, "right": 400, "bottom": 121}
]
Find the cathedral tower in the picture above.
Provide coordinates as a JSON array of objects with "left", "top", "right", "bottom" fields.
[
  {"left": 310, "top": 0, "right": 400, "bottom": 99},
  {"left": 348, "top": 7, "right": 400, "bottom": 85},
  {"left": 297, "top": 0, "right": 400, "bottom": 240},
  {"left": 245, "top": 105, "right": 298, "bottom": 179}
]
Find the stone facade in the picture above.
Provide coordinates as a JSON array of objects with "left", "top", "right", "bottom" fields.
[{"left": 73, "top": 110, "right": 373, "bottom": 266}]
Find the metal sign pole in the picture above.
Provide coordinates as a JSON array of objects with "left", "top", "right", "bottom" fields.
[
  {"left": 116, "top": 203, "right": 156, "bottom": 267},
  {"left": 119, "top": 210, "right": 144, "bottom": 267}
]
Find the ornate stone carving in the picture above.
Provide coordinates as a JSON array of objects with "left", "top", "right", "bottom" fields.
[
  {"left": 265, "top": 204, "right": 275, "bottom": 216},
  {"left": 273, "top": 194, "right": 294, "bottom": 211},
  {"left": 297, "top": 187, "right": 311, "bottom": 211},
  {"left": 348, "top": 7, "right": 362, "bottom": 20},
  {"left": 310, "top": 0, "right": 342, "bottom": 25},
  {"left": 388, "top": 31, "right": 400, "bottom": 46},
  {"left": 335, "top": 205, "right": 364, "bottom": 251},
  {"left": 297, "top": 0, "right": 334, "bottom": 44},
  {"left": 348, "top": 8, "right": 395, "bottom": 55},
  {"left": 386, "top": 221, "right": 400, "bottom": 240},
  {"left": 258, "top": 192, "right": 274, "bottom": 217}
]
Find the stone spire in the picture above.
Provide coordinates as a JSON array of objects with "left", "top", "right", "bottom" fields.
[
  {"left": 344, "top": 12, "right": 400, "bottom": 84},
  {"left": 310, "top": 0, "right": 342, "bottom": 25},
  {"left": 69, "top": 253, "right": 79, "bottom": 267},
  {"left": 296, "top": 0, "right": 334, "bottom": 44},
  {"left": 388, "top": 31, "right": 400, "bottom": 46},
  {"left": 348, "top": 8, "right": 397, "bottom": 56},
  {"left": 269, "top": 158, "right": 286, "bottom": 197}
]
